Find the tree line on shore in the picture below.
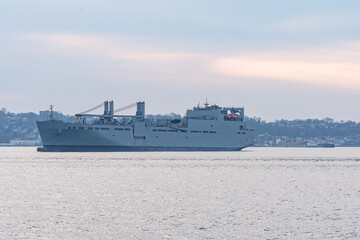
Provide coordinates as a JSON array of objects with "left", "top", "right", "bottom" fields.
[{"left": 1, "top": 108, "right": 360, "bottom": 144}]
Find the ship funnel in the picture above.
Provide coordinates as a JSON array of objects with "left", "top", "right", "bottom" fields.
[
  {"left": 136, "top": 101, "right": 145, "bottom": 119},
  {"left": 109, "top": 100, "right": 114, "bottom": 115},
  {"left": 104, "top": 101, "right": 109, "bottom": 115}
]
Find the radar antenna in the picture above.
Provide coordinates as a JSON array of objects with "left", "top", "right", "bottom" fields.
[{"left": 204, "top": 97, "right": 209, "bottom": 107}]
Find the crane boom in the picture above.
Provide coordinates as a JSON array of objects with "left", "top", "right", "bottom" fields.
[
  {"left": 114, "top": 103, "right": 137, "bottom": 113},
  {"left": 78, "top": 102, "right": 104, "bottom": 114}
]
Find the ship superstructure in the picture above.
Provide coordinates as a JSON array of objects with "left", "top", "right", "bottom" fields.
[{"left": 36, "top": 101, "right": 254, "bottom": 152}]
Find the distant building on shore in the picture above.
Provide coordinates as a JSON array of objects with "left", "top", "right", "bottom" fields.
[{"left": 9, "top": 139, "right": 41, "bottom": 146}]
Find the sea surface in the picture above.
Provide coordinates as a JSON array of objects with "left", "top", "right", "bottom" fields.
[{"left": 0, "top": 147, "right": 359, "bottom": 239}]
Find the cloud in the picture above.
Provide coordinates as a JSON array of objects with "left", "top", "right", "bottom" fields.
[
  {"left": 27, "top": 33, "right": 204, "bottom": 61},
  {"left": 22, "top": 33, "right": 215, "bottom": 88},
  {"left": 211, "top": 43, "right": 360, "bottom": 89},
  {"left": 23, "top": 33, "right": 360, "bottom": 90}
]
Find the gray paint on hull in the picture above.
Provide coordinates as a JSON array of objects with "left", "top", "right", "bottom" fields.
[{"left": 36, "top": 121, "right": 255, "bottom": 151}]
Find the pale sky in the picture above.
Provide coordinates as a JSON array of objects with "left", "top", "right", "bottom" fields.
[{"left": 1, "top": 0, "right": 360, "bottom": 121}]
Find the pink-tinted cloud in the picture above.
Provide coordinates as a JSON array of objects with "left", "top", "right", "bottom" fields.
[
  {"left": 211, "top": 44, "right": 360, "bottom": 89},
  {"left": 27, "top": 33, "right": 204, "bottom": 61},
  {"left": 23, "top": 33, "right": 213, "bottom": 87},
  {"left": 25, "top": 34, "right": 360, "bottom": 90}
]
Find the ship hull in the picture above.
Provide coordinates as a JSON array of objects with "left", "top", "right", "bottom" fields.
[{"left": 36, "top": 118, "right": 255, "bottom": 152}]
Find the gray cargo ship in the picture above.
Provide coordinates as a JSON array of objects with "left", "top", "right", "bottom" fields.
[{"left": 36, "top": 101, "right": 254, "bottom": 152}]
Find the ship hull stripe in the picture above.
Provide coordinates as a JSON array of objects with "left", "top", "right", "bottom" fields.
[{"left": 37, "top": 145, "right": 253, "bottom": 152}]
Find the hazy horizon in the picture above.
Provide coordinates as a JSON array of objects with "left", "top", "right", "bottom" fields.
[{"left": 1, "top": 1, "right": 360, "bottom": 121}]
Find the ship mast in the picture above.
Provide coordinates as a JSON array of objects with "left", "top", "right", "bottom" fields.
[{"left": 49, "top": 104, "right": 54, "bottom": 120}]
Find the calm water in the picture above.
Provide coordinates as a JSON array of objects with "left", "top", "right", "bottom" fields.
[{"left": 0, "top": 147, "right": 359, "bottom": 239}]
